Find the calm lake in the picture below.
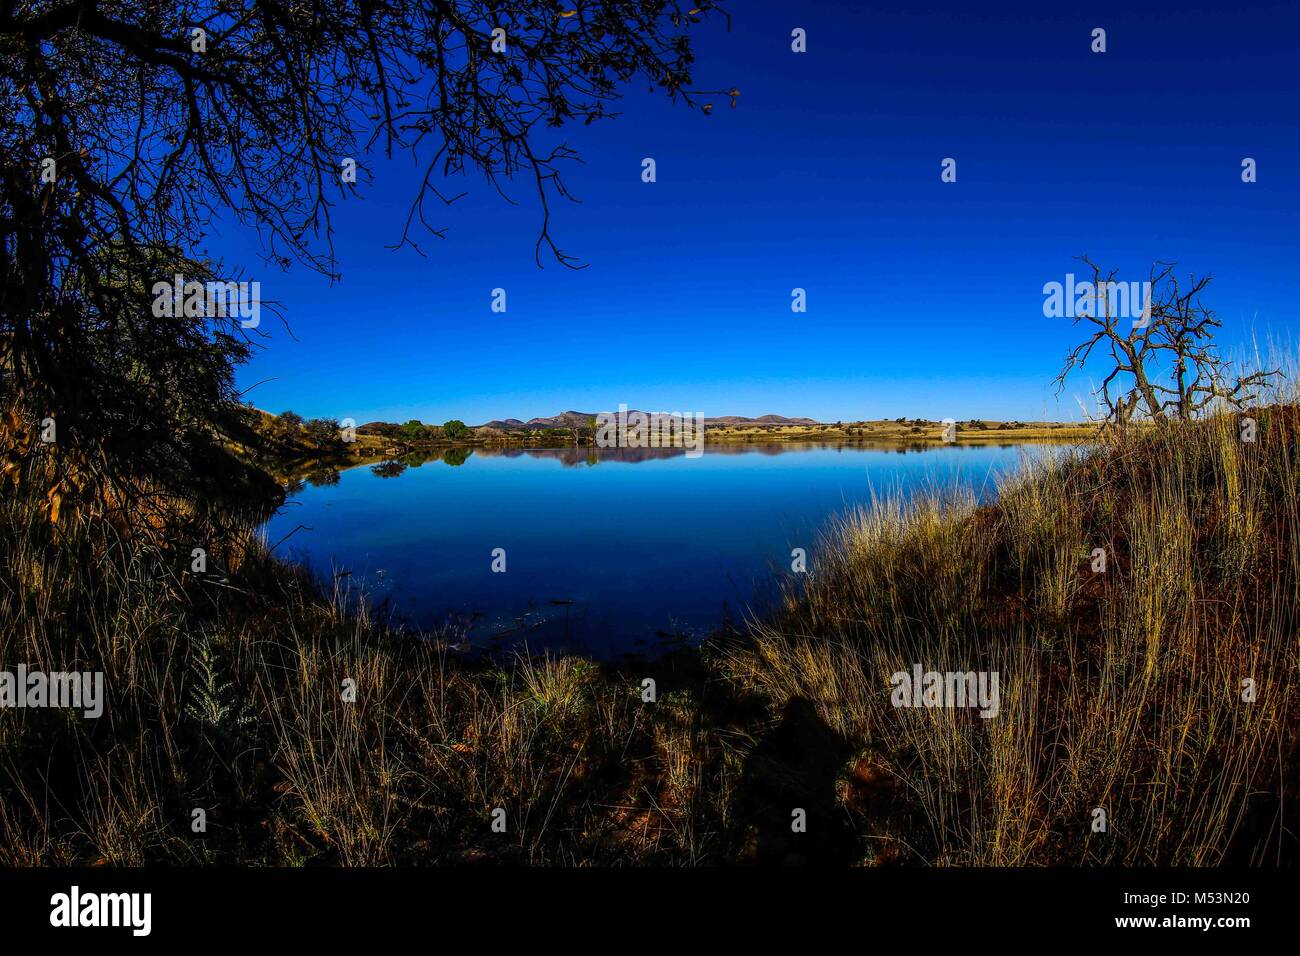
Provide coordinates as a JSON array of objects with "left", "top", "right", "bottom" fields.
[{"left": 264, "top": 442, "right": 1043, "bottom": 658}]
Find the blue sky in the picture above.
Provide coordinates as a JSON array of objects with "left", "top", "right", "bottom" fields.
[{"left": 220, "top": 0, "right": 1300, "bottom": 425}]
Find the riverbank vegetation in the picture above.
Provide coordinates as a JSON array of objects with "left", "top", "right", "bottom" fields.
[
  {"left": 3, "top": 403, "right": 1295, "bottom": 865},
  {"left": 253, "top": 406, "right": 1099, "bottom": 470},
  {"left": 702, "top": 418, "right": 1095, "bottom": 444}
]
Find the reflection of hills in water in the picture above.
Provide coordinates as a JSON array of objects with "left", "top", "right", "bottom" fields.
[
  {"left": 271, "top": 440, "right": 1044, "bottom": 658},
  {"left": 293, "top": 440, "right": 1040, "bottom": 486},
  {"left": 434, "top": 441, "right": 1029, "bottom": 467},
  {"left": 478, "top": 444, "right": 1003, "bottom": 468}
]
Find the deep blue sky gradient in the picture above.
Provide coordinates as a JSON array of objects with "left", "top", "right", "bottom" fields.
[{"left": 219, "top": 0, "right": 1300, "bottom": 424}]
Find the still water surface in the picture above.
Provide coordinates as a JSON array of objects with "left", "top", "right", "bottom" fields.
[{"left": 265, "top": 442, "right": 1042, "bottom": 658}]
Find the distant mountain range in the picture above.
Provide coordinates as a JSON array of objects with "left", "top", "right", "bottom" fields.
[{"left": 475, "top": 411, "right": 821, "bottom": 432}]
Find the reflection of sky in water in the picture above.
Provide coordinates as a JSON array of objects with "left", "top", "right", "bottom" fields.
[{"left": 266, "top": 443, "right": 1061, "bottom": 659}]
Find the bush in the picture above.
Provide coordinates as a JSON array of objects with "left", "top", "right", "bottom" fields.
[
  {"left": 443, "top": 420, "right": 472, "bottom": 440},
  {"left": 304, "top": 418, "right": 342, "bottom": 446}
]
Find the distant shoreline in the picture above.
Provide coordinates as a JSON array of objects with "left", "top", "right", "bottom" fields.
[
  {"left": 368, "top": 418, "right": 1097, "bottom": 449},
  {"left": 251, "top": 408, "right": 1100, "bottom": 483},
  {"left": 268, "top": 422, "right": 1096, "bottom": 484}
]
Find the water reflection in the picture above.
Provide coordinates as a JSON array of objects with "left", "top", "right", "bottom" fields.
[
  {"left": 308, "top": 439, "right": 1040, "bottom": 482},
  {"left": 266, "top": 440, "right": 1063, "bottom": 657}
]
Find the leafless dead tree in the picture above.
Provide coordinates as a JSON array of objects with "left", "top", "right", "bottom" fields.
[{"left": 1053, "top": 257, "right": 1278, "bottom": 425}]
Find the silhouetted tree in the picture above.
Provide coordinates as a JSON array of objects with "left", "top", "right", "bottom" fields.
[
  {"left": 1054, "top": 257, "right": 1278, "bottom": 424},
  {"left": 0, "top": 0, "right": 728, "bottom": 534}
]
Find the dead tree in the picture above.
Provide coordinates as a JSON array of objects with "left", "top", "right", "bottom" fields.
[{"left": 1053, "top": 257, "right": 1278, "bottom": 424}]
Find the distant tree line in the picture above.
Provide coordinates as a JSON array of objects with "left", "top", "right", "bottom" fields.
[
  {"left": 266, "top": 413, "right": 478, "bottom": 447},
  {"left": 364, "top": 419, "right": 473, "bottom": 442}
]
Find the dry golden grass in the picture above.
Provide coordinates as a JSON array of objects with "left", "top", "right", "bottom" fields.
[
  {"left": 2, "top": 405, "right": 1296, "bottom": 866},
  {"left": 0, "top": 501, "right": 731, "bottom": 864},
  {"left": 724, "top": 408, "right": 1300, "bottom": 865}
]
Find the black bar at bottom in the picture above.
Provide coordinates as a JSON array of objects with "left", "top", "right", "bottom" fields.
[{"left": 0, "top": 867, "right": 1280, "bottom": 942}]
